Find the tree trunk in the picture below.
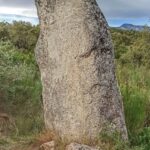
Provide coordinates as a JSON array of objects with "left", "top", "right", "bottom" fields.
[{"left": 35, "top": 0, "right": 128, "bottom": 142}]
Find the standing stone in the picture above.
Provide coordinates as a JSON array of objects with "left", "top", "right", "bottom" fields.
[{"left": 35, "top": 0, "right": 128, "bottom": 142}]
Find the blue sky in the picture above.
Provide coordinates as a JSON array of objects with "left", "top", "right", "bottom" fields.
[
  {"left": 0, "top": 0, "right": 149, "bottom": 26},
  {"left": 107, "top": 18, "right": 150, "bottom": 27}
]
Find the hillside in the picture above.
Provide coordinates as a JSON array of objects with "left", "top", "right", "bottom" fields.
[
  {"left": 0, "top": 22, "right": 150, "bottom": 150},
  {"left": 119, "top": 23, "right": 150, "bottom": 31}
]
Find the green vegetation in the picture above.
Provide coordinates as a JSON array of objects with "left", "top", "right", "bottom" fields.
[
  {"left": 0, "top": 22, "right": 43, "bottom": 138},
  {"left": 0, "top": 21, "right": 150, "bottom": 150},
  {"left": 112, "top": 28, "right": 150, "bottom": 150}
]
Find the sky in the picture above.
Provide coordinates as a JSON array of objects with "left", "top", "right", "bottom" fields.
[{"left": 0, "top": 0, "right": 150, "bottom": 26}]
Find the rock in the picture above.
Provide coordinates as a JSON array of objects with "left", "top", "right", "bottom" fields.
[
  {"left": 35, "top": 0, "right": 128, "bottom": 142},
  {"left": 39, "top": 141, "right": 55, "bottom": 150},
  {"left": 0, "top": 113, "right": 15, "bottom": 137},
  {"left": 66, "top": 143, "right": 99, "bottom": 150}
]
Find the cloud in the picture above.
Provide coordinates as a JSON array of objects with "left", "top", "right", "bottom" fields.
[
  {"left": 0, "top": 0, "right": 149, "bottom": 19},
  {"left": 0, "top": 14, "right": 39, "bottom": 25},
  {"left": 0, "top": 0, "right": 37, "bottom": 17},
  {"left": 97, "top": 0, "right": 150, "bottom": 19},
  {"left": 0, "top": 0, "right": 149, "bottom": 26},
  {"left": 0, "top": 7, "right": 37, "bottom": 17},
  {"left": 0, "top": 0, "right": 35, "bottom": 8}
]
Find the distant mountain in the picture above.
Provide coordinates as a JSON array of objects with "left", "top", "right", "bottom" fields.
[
  {"left": 0, "top": 14, "right": 39, "bottom": 25},
  {"left": 119, "top": 23, "right": 149, "bottom": 31},
  {"left": 0, "top": 14, "right": 149, "bottom": 31}
]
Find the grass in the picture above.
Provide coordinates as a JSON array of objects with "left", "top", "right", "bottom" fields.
[
  {"left": 117, "top": 64, "right": 150, "bottom": 150},
  {"left": 0, "top": 26, "right": 150, "bottom": 150}
]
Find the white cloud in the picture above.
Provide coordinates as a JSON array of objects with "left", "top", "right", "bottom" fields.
[
  {"left": 0, "top": 0, "right": 35, "bottom": 8},
  {"left": 22, "top": 9, "right": 37, "bottom": 18},
  {"left": 0, "top": 0, "right": 149, "bottom": 20},
  {"left": 0, "top": 0, "right": 37, "bottom": 17},
  {"left": 0, "top": 7, "right": 37, "bottom": 17},
  {"left": 98, "top": 0, "right": 150, "bottom": 19}
]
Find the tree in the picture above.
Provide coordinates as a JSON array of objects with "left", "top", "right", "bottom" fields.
[
  {"left": 0, "top": 22, "right": 10, "bottom": 41},
  {"left": 35, "top": 0, "right": 128, "bottom": 142},
  {"left": 9, "top": 21, "right": 39, "bottom": 52}
]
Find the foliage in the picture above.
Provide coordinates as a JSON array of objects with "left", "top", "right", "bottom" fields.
[
  {"left": 9, "top": 21, "right": 39, "bottom": 51},
  {"left": 130, "top": 127, "right": 150, "bottom": 150},
  {"left": 0, "top": 22, "right": 10, "bottom": 41},
  {"left": 112, "top": 28, "right": 150, "bottom": 150},
  {"left": 111, "top": 28, "right": 150, "bottom": 68},
  {"left": 0, "top": 40, "right": 43, "bottom": 136},
  {"left": 0, "top": 21, "right": 150, "bottom": 149},
  {"left": 0, "top": 21, "right": 39, "bottom": 52}
]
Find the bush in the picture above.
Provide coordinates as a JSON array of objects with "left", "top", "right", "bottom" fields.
[
  {"left": 0, "top": 41, "right": 43, "bottom": 136},
  {"left": 0, "top": 21, "right": 150, "bottom": 149}
]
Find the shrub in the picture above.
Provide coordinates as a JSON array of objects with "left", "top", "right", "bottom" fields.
[{"left": 0, "top": 41, "right": 43, "bottom": 136}]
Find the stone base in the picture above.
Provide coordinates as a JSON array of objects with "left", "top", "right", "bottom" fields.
[
  {"left": 39, "top": 141, "right": 100, "bottom": 150},
  {"left": 66, "top": 143, "right": 99, "bottom": 150},
  {"left": 39, "top": 141, "right": 55, "bottom": 150}
]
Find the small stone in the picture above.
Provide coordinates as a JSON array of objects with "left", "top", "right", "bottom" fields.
[
  {"left": 39, "top": 141, "right": 55, "bottom": 150},
  {"left": 0, "top": 113, "right": 14, "bottom": 136},
  {"left": 66, "top": 143, "right": 99, "bottom": 150}
]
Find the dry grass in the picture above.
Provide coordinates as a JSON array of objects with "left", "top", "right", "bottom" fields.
[
  {"left": 33, "top": 130, "right": 68, "bottom": 150},
  {"left": 35, "top": 130, "right": 56, "bottom": 145},
  {"left": 33, "top": 131, "right": 113, "bottom": 150}
]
